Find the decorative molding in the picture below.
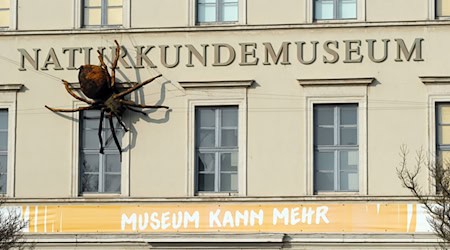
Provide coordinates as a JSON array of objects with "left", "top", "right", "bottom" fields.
[
  {"left": 0, "top": 84, "right": 23, "bottom": 91},
  {"left": 298, "top": 77, "right": 375, "bottom": 86},
  {"left": 179, "top": 80, "right": 255, "bottom": 88},
  {"left": 420, "top": 76, "right": 450, "bottom": 84}
]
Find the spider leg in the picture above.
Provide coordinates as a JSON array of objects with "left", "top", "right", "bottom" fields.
[
  {"left": 45, "top": 105, "right": 94, "bottom": 113},
  {"left": 120, "top": 99, "right": 169, "bottom": 109},
  {"left": 108, "top": 114, "right": 123, "bottom": 161},
  {"left": 97, "top": 49, "right": 108, "bottom": 71},
  {"left": 98, "top": 110, "right": 105, "bottom": 154},
  {"left": 62, "top": 80, "right": 94, "bottom": 104},
  {"left": 115, "top": 74, "right": 163, "bottom": 98},
  {"left": 110, "top": 40, "right": 120, "bottom": 88},
  {"left": 126, "top": 106, "right": 147, "bottom": 116},
  {"left": 97, "top": 49, "right": 112, "bottom": 84},
  {"left": 111, "top": 113, "right": 128, "bottom": 132}
]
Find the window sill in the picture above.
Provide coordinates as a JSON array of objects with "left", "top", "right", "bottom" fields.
[
  {"left": 313, "top": 18, "right": 360, "bottom": 24},
  {"left": 78, "top": 193, "right": 122, "bottom": 198},
  {"left": 80, "top": 25, "right": 124, "bottom": 30},
  {"left": 314, "top": 191, "right": 360, "bottom": 196},
  {"left": 196, "top": 192, "right": 239, "bottom": 197},
  {"left": 195, "top": 21, "right": 240, "bottom": 26}
]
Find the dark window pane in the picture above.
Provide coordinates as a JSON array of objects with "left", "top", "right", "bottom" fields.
[
  {"left": 340, "top": 171, "right": 359, "bottom": 191},
  {"left": 198, "top": 174, "right": 215, "bottom": 191},
  {"left": 221, "top": 107, "right": 238, "bottom": 127},
  {"left": 0, "top": 110, "right": 8, "bottom": 130},
  {"left": 198, "top": 153, "right": 215, "bottom": 172},
  {"left": 315, "top": 127, "right": 334, "bottom": 145},
  {"left": 81, "top": 154, "right": 99, "bottom": 173},
  {"left": 221, "top": 129, "right": 238, "bottom": 147},
  {"left": 104, "top": 130, "right": 123, "bottom": 149},
  {"left": 220, "top": 152, "right": 238, "bottom": 171},
  {"left": 0, "top": 174, "right": 6, "bottom": 193},
  {"left": 315, "top": 151, "right": 334, "bottom": 171},
  {"left": 340, "top": 151, "right": 358, "bottom": 170},
  {"left": 340, "top": 106, "right": 357, "bottom": 125},
  {"left": 340, "top": 127, "right": 357, "bottom": 145},
  {"left": 105, "top": 154, "right": 120, "bottom": 172},
  {"left": 0, "top": 132, "right": 7, "bottom": 151},
  {"left": 104, "top": 174, "right": 121, "bottom": 193},
  {"left": 198, "top": 129, "right": 215, "bottom": 147},
  {"left": 81, "top": 174, "right": 99, "bottom": 192},
  {"left": 0, "top": 155, "right": 7, "bottom": 173},
  {"left": 82, "top": 130, "right": 99, "bottom": 149},
  {"left": 314, "top": 172, "right": 334, "bottom": 191},
  {"left": 197, "top": 108, "right": 216, "bottom": 127},
  {"left": 314, "top": 106, "right": 334, "bottom": 125},
  {"left": 220, "top": 173, "right": 237, "bottom": 192}
]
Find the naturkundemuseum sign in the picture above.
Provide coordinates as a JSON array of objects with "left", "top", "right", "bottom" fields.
[{"left": 17, "top": 38, "right": 424, "bottom": 71}]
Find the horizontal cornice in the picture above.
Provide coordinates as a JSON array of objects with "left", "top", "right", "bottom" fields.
[{"left": 2, "top": 20, "right": 450, "bottom": 36}]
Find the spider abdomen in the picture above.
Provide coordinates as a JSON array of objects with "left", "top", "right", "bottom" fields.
[{"left": 78, "top": 65, "right": 113, "bottom": 100}]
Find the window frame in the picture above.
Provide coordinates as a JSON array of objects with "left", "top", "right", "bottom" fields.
[
  {"left": 78, "top": 110, "right": 124, "bottom": 194},
  {"left": 0, "top": 84, "right": 22, "bottom": 197},
  {"left": 307, "top": 0, "right": 365, "bottom": 23},
  {"left": 182, "top": 80, "right": 253, "bottom": 197},
  {"left": 434, "top": 0, "right": 450, "bottom": 19},
  {"left": 74, "top": 0, "right": 130, "bottom": 29},
  {"left": 429, "top": 96, "right": 450, "bottom": 194},
  {"left": 71, "top": 101, "right": 130, "bottom": 197},
  {"left": 313, "top": 104, "right": 359, "bottom": 193},
  {"left": 300, "top": 77, "right": 371, "bottom": 195},
  {"left": 190, "top": 0, "right": 247, "bottom": 26},
  {"left": 0, "top": 0, "right": 17, "bottom": 30},
  {"left": 195, "top": 106, "right": 239, "bottom": 193}
]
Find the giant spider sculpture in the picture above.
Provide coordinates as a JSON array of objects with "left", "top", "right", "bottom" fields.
[{"left": 45, "top": 40, "right": 168, "bottom": 157}]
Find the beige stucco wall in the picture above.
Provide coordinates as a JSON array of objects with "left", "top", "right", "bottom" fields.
[
  {"left": 247, "top": 0, "right": 307, "bottom": 25},
  {"left": 0, "top": 23, "right": 444, "bottom": 198},
  {"left": 17, "top": 0, "right": 74, "bottom": 30},
  {"left": 366, "top": 0, "right": 429, "bottom": 22},
  {"left": 131, "top": 0, "right": 189, "bottom": 28}
]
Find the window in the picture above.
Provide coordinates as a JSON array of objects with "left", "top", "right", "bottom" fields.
[
  {"left": 314, "top": 0, "right": 356, "bottom": 20},
  {"left": 0, "top": 0, "right": 10, "bottom": 28},
  {"left": 197, "top": 0, "right": 238, "bottom": 23},
  {"left": 0, "top": 110, "right": 7, "bottom": 194},
  {"left": 436, "top": 103, "right": 450, "bottom": 165},
  {"left": 437, "top": 0, "right": 450, "bottom": 17},
  {"left": 79, "top": 110, "right": 123, "bottom": 194},
  {"left": 314, "top": 104, "right": 358, "bottom": 192},
  {"left": 195, "top": 106, "right": 238, "bottom": 193},
  {"left": 83, "top": 0, "right": 123, "bottom": 27}
]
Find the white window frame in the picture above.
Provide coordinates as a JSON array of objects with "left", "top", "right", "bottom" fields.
[
  {"left": 182, "top": 80, "right": 252, "bottom": 196},
  {"left": 189, "top": 0, "right": 247, "bottom": 26},
  {"left": 71, "top": 101, "right": 130, "bottom": 197},
  {"left": 74, "top": 0, "right": 130, "bottom": 29},
  {"left": 299, "top": 77, "right": 371, "bottom": 195},
  {"left": 432, "top": 0, "right": 450, "bottom": 20},
  {"left": 0, "top": 0, "right": 17, "bottom": 30},
  {"left": 421, "top": 77, "right": 450, "bottom": 194},
  {"left": 313, "top": 104, "right": 359, "bottom": 193},
  {"left": 306, "top": 0, "right": 365, "bottom": 23},
  {"left": 0, "top": 84, "right": 22, "bottom": 197}
]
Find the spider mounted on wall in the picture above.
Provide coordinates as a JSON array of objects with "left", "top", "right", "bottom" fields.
[{"left": 45, "top": 40, "right": 168, "bottom": 158}]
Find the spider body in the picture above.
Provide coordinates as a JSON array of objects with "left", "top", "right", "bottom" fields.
[
  {"left": 78, "top": 65, "right": 113, "bottom": 100},
  {"left": 45, "top": 40, "right": 168, "bottom": 159}
]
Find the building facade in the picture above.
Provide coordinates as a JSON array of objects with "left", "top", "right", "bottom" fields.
[{"left": 0, "top": 0, "right": 449, "bottom": 249}]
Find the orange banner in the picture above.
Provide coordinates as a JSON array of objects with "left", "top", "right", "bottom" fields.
[{"left": 19, "top": 203, "right": 421, "bottom": 234}]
